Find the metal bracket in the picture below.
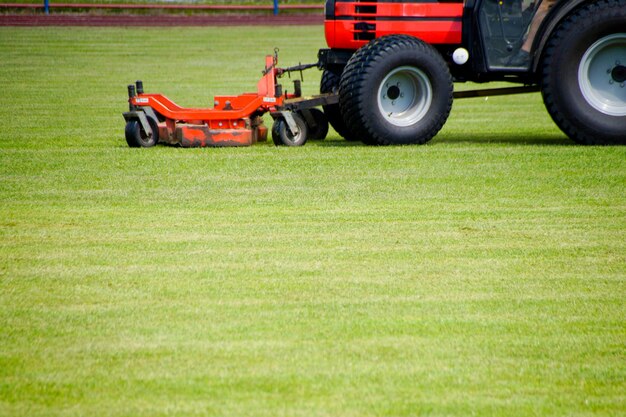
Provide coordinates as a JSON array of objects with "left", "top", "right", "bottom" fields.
[
  {"left": 142, "top": 107, "right": 159, "bottom": 126},
  {"left": 280, "top": 93, "right": 339, "bottom": 111},
  {"left": 453, "top": 85, "right": 541, "bottom": 99},
  {"left": 123, "top": 110, "right": 153, "bottom": 138},
  {"left": 272, "top": 111, "right": 299, "bottom": 136}
]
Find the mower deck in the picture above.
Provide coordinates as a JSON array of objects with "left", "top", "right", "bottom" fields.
[{"left": 123, "top": 53, "right": 333, "bottom": 148}]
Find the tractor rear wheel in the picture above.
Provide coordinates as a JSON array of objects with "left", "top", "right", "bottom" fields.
[
  {"left": 339, "top": 35, "right": 453, "bottom": 145},
  {"left": 320, "top": 70, "right": 358, "bottom": 141},
  {"left": 541, "top": 0, "right": 626, "bottom": 145},
  {"left": 125, "top": 117, "right": 159, "bottom": 148}
]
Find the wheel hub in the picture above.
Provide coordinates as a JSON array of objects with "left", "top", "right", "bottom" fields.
[
  {"left": 612, "top": 65, "right": 626, "bottom": 83},
  {"left": 578, "top": 33, "right": 626, "bottom": 117},
  {"left": 386, "top": 85, "right": 401, "bottom": 100},
  {"left": 377, "top": 66, "right": 433, "bottom": 127}
]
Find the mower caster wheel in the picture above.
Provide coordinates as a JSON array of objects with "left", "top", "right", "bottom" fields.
[
  {"left": 272, "top": 113, "right": 308, "bottom": 146},
  {"left": 125, "top": 117, "right": 159, "bottom": 148},
  {"left": 297, "top": 108, "right": 329, "bottom": 140}
]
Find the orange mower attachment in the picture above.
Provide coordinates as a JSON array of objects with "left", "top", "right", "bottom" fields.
[{"left": 123, "top": 53, "right": 337, "bottom": 147}]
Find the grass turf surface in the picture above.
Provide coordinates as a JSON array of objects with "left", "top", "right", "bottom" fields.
[{"left": 0, "top": 27, "right": 625, "bottom": 416}]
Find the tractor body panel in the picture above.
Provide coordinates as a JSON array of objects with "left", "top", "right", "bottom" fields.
[
  {"left": 322, "top": 0, "right": 581, "bottom": 82},
  {"left": 325, "top": 0, "right": 464, "bottom": 50}
]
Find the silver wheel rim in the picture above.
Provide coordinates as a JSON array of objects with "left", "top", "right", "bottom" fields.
[
  {"left": 377, "top": 66, "right": 433, "bottom": 127},
  {"left": 284, "top": 119, "right": 304, "bottom": 144},
  {"left": 578, "top": 33, "right": 626, "bottom": 117}
]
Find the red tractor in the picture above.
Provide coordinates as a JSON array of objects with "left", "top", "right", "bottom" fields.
[{"left": 318, "top": 0, "right": 626, "bottom": 145}]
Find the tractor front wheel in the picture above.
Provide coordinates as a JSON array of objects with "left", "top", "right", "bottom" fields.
[
  {"left": 541, "top": 0, "right": 626, "bottom": 145},
  {"left": 339, "top": 35, "right": 453, "bottom": 145}
]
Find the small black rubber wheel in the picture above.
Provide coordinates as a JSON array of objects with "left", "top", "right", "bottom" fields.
[
  {"left": 271, "top": 113, "right": 308, "bottom": 146},
  {"left": 297, "top": 108, "right": 329, "bottom": 140},
  {"left": 320, "top": 70, "right": 359, "bottom": 141},
  {"left": 541, "top": 0, "right": 626, "bottom": 145},
  {"left": 125, "top": 117, "right": 159, "bottom": 148},
  {"left": 339, "top": 35, "right": 453, "bottom": 145}
]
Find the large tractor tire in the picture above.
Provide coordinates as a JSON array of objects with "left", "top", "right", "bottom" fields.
[
  {"left": 320, "top": 70, "right": 358, "bottom": 141},
  {"left": 339, "top": 35, "right": 453, "bottom": 145},
  {"left": 541, "top": 0, "right": 626, "bottom": 145}
]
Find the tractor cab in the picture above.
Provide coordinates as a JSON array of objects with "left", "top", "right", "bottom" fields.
[{"left": 472, "top": 0, "right": 559, "bottom": 71}]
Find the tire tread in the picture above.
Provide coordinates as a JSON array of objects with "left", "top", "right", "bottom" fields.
[
  {"left": 339, "top": 35, "right": 453, "bottom": 145},
  {"left": 541, "top": 0, "right": 626, "bottom": 145}
]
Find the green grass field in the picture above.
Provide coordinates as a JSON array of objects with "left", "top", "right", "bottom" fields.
[{"left": 0, "top": 26, "right": 625, "bottom": 416}]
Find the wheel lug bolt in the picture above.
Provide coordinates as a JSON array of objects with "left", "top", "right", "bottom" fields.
[
  {"left": 609, "top": 80, "right": 614, "bottom": 84},
  {"left": 400, "top": 93, "right": 404, "bottom": 98}
]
